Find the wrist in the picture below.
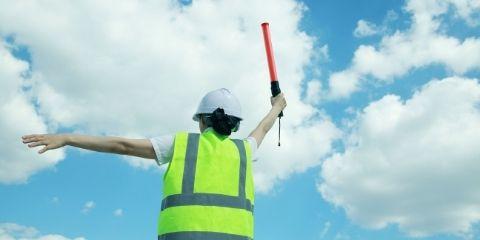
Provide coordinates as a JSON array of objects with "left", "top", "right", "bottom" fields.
[
  {"left": 62, "top": 134, "right": 73, "bottom": 146},
  {"left": 271, "top": 105, "right": 283, "bottom": 114}
]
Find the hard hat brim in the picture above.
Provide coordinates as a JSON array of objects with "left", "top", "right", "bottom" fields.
[{"left": 192, "top": 112, "right": 242, "bottom": 122}]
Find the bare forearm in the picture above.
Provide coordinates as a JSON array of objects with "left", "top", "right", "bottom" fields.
[
  {"left": 249, "top": 106, "right": 282, "bottom": 147},
  {"left": 23, "top": 133, "right": 155, "bottom": 158},
  {"left": 65, "top": 134, "right": 127, "bottom": 155},
  {"left": 258, "top": 107, "right": 282, "bottom": 134}
]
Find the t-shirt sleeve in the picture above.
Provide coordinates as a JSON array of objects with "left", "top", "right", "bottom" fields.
[
  {"left": 245, "top": 136, "right": 258, "bottom": 162},
  {"left": 149, "top": 134, "right": 175, "bottom": 166}
]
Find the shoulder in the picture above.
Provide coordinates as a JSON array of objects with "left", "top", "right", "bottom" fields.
[
  {"left": 245, "top": 136, "right": 257, "bottom": 156},
  {"left": 229, "top": 136, "right": 257, "bottom": 156},
  {"left": 149, "top": 134, "right": 175, "bottom": 149},
  {"left": 149, "top": 133, "right": 176, "bottom": 166},
  {"left": 245, "top": 136, "right": 257, "bottom": 150}
]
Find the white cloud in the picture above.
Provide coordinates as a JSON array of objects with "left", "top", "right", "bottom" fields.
[
  {"left": 320, "top": 77, "right": 480, "bottom": 237},
  {"left": 327, "top": 70, "right": 361, "bottom": 99},
  {"left": 113, "top": 208, "right": 123, "bottom": 217},
  {"left": 0, "top": 0, "right": 339, "bottom": 192},
  {"left": 421, "top": 0, "right": 480, "bottom": 27},
  {"left": 318, "top": 44, "right": 330, "bottom": 61},
  {"left": 305, "top": 79, "right": 323, "bottom": 104},
  {"left": 353, "top": 20, "right": 379, "bottom": 38},
  {"left": 319, "top": 221, "right": 331, "bottom": 239},
  {"left": 0, "top": 42, "right": 64, "bottom": 184},
  {"left": 0, "top": 222, "right": 86, "bottom": 240},
  {"left": 353, "top": 11, "right": 398, "bottom": 39},
  {"left": 334, "top": 233, "right": 350, "bottom": 240},
  {"left": 121, "top": 156, "right": 159, "bottom": 170},
  {"left": 328, "top": 0, "right": 480, "bottom": 99},
  {"left": 255, "top": 113, "right": 340, "bottom": 192},
  {"left": 81, "top": 201, "right": 95, "bottom": 214}
]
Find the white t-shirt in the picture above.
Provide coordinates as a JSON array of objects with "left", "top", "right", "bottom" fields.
[{"left": 149, "top": 127, "right": 258, "bottom": 165}]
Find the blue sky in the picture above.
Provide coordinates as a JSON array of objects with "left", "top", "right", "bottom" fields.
[{"left": 1, "top": 0, "right": 479, "bottom": 239}]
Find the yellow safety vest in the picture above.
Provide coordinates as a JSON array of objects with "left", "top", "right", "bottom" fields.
[{"left": 158, "top": 128, "right": 255, "bottom": 240}]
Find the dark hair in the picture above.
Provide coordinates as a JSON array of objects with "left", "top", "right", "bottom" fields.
[{"left": 203, "top": 108, "right": 240, "bottom": 136}]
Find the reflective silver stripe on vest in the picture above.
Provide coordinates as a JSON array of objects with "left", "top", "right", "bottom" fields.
[
  {"left": 158, "top": 231, "right": 251, "bottom": 240},
  {"left": 232, "top": 139, "right": 247, "bottom": 199},
  {"left": 182, "top": 133, "right": 200, "bottom": 194},
  {"left": 161, "top": 193, "right": 253, "bottom": 212}
]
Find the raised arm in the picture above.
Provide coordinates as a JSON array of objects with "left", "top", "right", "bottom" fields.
[
  {"left": 248, "top": 93, "right": 287, "bottom": 147},
  {"left": 21, "top": 134, "right": 156, "bottom": 159}
]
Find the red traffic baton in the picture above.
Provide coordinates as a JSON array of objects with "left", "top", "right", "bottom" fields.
[
  {"left": 261, "top": 22, "right": 283, "bottom": 118},
  {"left": 261, "top": 22, "right": 283, "bottom": 146}
]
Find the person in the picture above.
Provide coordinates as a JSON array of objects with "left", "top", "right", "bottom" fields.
[{"left": 21, "top": 88, "right": 287, "bottom": 240}]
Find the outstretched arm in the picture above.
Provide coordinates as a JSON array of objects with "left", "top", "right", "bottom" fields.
[
  {"left": 21, "top": 134, "right": 156, "bottom": 159},
  {"left": 248, "top": 93, "right": 287, "bottom": 147}
]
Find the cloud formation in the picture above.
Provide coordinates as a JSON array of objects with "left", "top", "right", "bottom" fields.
[
  {"left": 353, "top": 20, "right": 379, "bottom": 38},
  {"left": 0, "top": 0, "right": 339, "bottom": 192},
  {"left": 81, "top": 201, "right": 95, "bottom": 214},
  {"left": 324, "top": 0, "right": 480, "bottom": 99},
  {"left": 0, "top": 42, "right": 64, "bottom": 184},
  {"left": 0, "top": 222, "right": 86, "bottom": 240},
  {"left": 113, "top": 208, "right": 123, "bottom": 217},
  {"left": 320, "top": 77, "right": 480, "bottom": 237}
]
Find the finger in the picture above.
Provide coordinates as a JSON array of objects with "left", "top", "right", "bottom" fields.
[
  {"left": 22, "top": 136, "right": 42, "bottom": 142},
  {"left": 22, "top": 134, "right": 34, "bottom": 139},
  {"left": 38, "top": 146, "right": 49, "bottom": 154},
  {"left": 23, "top": 137, "right": 41, "bottom": 143},
  {"left": 22, "top": 134, "right": 40, "bottom": 139},
  {"left": 22, "top": 136, "right": 35, "bottom": 141},
  {"left": 23, "top": 136, "right": 45, "bottom": 143},
  {"left": 28, "top": 141, "right": 46, "bottom": 148}
]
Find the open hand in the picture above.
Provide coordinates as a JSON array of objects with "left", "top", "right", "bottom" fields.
[{"left": 22, "top": 134, "right": 67, "bottom": 154}]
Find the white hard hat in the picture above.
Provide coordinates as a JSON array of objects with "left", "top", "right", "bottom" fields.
[{"left": 193, "top": 88, "right": 242, "bottom": 122}]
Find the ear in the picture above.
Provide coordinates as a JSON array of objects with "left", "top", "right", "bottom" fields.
[{"left": 200, "top": 115, "right": 208, "bottom": 127}]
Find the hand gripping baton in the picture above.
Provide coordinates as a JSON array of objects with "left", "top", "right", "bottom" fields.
[{"left": 261, "top": 22, "right": 283, "bottom": 146}]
